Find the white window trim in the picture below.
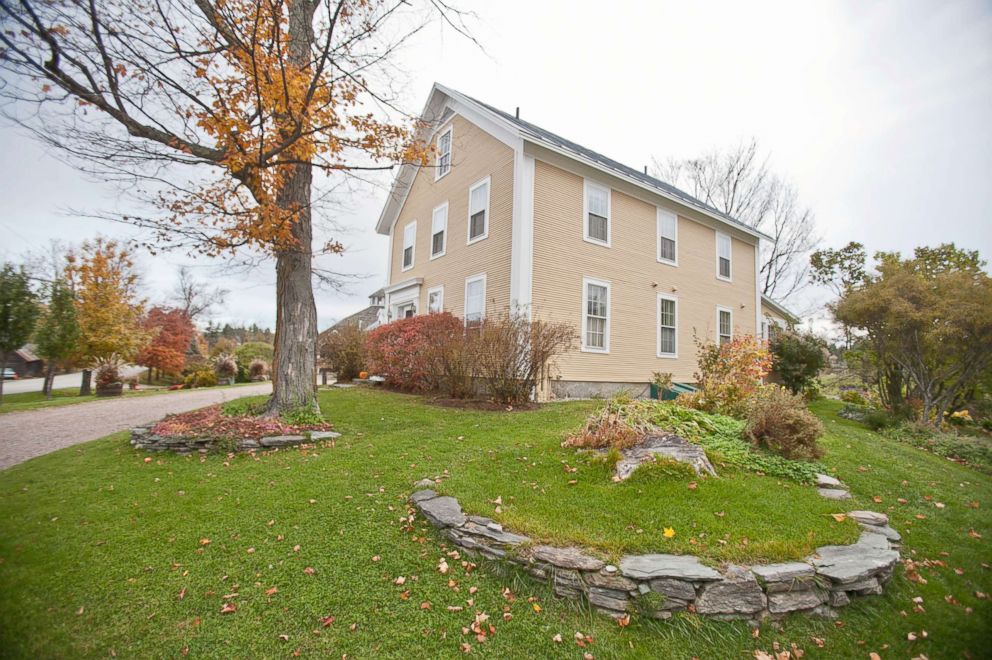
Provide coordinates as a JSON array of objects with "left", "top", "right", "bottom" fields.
[
  {"left": 656, "top": 208, "right": 678, "bottom": 266},
  {"left": 427, "top": 285, "right": 445, "bottom": 314},
  {"left": 430, "top": 201, "right": 448, "bottom": 260},
  {"left": 582, "top": 179, "right": 611, "bottom": 247},
  {"left": 434, "top": 125, "right": 452, "bottom": 181},
  {"left": 716, "top": 231, "right": 732, "bottom": 282},
  {"left": 656, "top": 293, "right": 678, "bottom": 358},
  {"left": 401, "top": 220, "right": 417, "bottom": 272},
  {"left": 467, "top": 176, "right": 491, "bottom": 245},
  {"left": 464, "top": 272, "right": 487, "bottom": 325},
  {"left": 716, "top": 306, "right": 733, "bottom": 344},
  {"left": 581, "top": 276, "right": 611, "bottom": 353}
]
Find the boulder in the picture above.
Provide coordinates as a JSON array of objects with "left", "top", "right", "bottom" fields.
[
  {"left": 859, "top": 524, "right": 901, "bottom": 543},
  {"left": 585, "top": 570, "right": 637, "bottom": 592},
  {"left": 619, "top": 554, "right": 722, "bottom": 581},
  {"left": 413, "top": 478, "right": 436, "bottom": 488},
  {"left": 817, "top": 488, "right": 852, "bottom": 500},
  {"left": 695, "top": 566, "right": 766, "bottom": 616},
  {"left": 586, "top": 587, "right": 630, "bottom": 611},
  {"left": 417, "top": 495, "right": 466, "bottom": 528},
  {"left": 309, "top": 431, "right": 341, "bottom": 440},
  {"left": 613, "top": 434, "right": 717, "bottom": 480},
  {"left": 460, "top": 520, "right": 529, "bottom": 546},
  {"left": 829, "top": 590, "right": 850, "bottom": 607},
  {"left": 531, "top": 545, "right": 605, "bottom": 571}
]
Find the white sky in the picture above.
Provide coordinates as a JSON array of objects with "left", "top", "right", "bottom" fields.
[{"left": 1, "top": 0, "right": 990, "bottom": 330}]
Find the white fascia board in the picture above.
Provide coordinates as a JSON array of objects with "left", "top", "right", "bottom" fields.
[{"left": 510, "top": 147, "right": 535, "bottom": 317}]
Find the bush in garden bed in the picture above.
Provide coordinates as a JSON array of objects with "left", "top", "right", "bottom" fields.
[
  {"left": 319, "top": 323, "right": 367, "bottom": 381},
  {"left": 744, "top": 385, "right": 825, "bottom": 460}
]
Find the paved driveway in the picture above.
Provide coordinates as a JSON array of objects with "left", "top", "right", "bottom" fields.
[
  {"left": 2, "top": 368, "right": 144, "bottom": 395},
  {"left": 0, "top": 383, "right": 272, "bottom": 470}
]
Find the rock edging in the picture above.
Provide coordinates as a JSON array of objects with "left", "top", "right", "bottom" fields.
[
  {"left": 410, "top": 489, "right": 900, "bottom": 622},
  {"left": 130, "top": 426, "right": 340, "bottom": 454}
]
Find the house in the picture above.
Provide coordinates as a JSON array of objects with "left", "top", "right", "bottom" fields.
[
  {"left": 376, "top": 84, "right": 776, "bottom": 398},
  {"left": 3, "top": 345, "right": 44, "bottom": 378},
  {"left": 760, "top": 295, "right": 799, "bottom": 341}
]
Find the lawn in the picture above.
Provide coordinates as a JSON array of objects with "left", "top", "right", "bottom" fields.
[
  {"left": 0, "top": 382, "right": 260, "bottom": 415},
  {"left": 0, "top": 389, "right": 988, "bottom": 658}
]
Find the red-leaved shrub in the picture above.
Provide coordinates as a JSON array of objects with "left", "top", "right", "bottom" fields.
[{"left": 365, "top": 313, "right": 465, "bottom": 392}]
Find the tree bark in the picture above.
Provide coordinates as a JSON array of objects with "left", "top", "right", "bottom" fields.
[
  {"left": 80, "top": 368, "right": 92, "bottom": 396},
  {"left": 263, "top": 0, "right": 319, "bottom": 416},
  {"left": 265, "top": 160, "right": 319, "bottom": 415},
  {"left": 43, "top": 362, "right": 55, "bottom": 399}
]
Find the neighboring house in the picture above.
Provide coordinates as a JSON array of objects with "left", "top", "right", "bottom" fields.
[
  {"left": 316, "top": 289, "right": 385, "bottom": 382},
  {"left": 760, "top": 295, "right": 799, "bottom": 341},
  {"left": 375, "top": 84, "right": 772, "bottom": 398},
  {"left": 3, "top": 345, "right": 44, "bottom": 378}
]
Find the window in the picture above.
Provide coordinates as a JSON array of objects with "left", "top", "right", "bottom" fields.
[
  {"left": 436, "top": 126, "right": 452, "bottom": 180},
  {"left": 657, "top": 209, "right": 677, "bottom": 265},
  {"left": 583, "top": 180, "right": 610, "bottom": 246},
  {"left": 717, "top": 232, "right": 732, "bottom": 280},
  {"left": 464, "top": 274, "right": 486, "bottom": 326},
  {"left": 402, "top": 221, "right": 416, "bottom": 271},
  {"left": 657, "top": 294, "right": 677, "bottom": 357},
  {"left": 468, "top": 177, "right": 490, "bottom": 243},
  {"left": 395, "top": 302, "right": 416, "bottom": 319},
  {"left": 581, "top": 277, "right": 610, "bottom": 352},
  {"left": 431, "top": 202, "right": 447, "bottom": 258},
  {"left": 761, "top": 319, "right": 770, "bottom": 341},
  {"left": 717, "top": 307, "right": 732, "bottom": 346},
  {"left": 427, "top": 286, "right": 444, "bottom": 313}
]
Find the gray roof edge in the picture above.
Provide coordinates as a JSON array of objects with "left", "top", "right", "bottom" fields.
[{"left": 761, "top": 295, "right": 800, "bottom": 323}]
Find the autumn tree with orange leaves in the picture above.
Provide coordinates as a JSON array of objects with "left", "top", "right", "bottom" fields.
[
  {"left": 0, "top": 0, "right": 474, "bottom": 414},
  {"left": 136, "top": 307, "right": 196, "bottom": 383}
]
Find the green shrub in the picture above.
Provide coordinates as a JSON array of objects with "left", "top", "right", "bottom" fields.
[
  {"left": 679, "top": 334, "right": 772, "bottom": 418},
  {"left": 744, "top": 386, "right": 825, "bottom": 460},
  {"left": 863, "top": 409, "right": 898, "bottom": 432},
  {"left": 840, "top": 389, "right": 867, "bottom": 405},
  {"left": 769, "top": 331, "right": 827, "bottom": 396},
  {"left": 183, "top": 369, "right": 218, "bottom": 388},
  {"left": 881, "top": 423, "right": 992, "bottom": 473}
]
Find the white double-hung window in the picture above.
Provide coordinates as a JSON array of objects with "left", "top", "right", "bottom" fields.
[
  {"left": 468, "top": 177, "right": 490, "bottom": 243},
  {"left": 436, "top": 126, "right": 452, "bottom": 179},
  {"left": 427, "top": 286, "right": 444, "bottom": 314},
  {"left": 717, "top": 307, "right": 733, "bottom": 345},
  {"left": 657, "top": 209, "right": 677, "bottom": 265},
  {"left": 431, "top": 202, "right": 447, "bottom": 258},
  {"left": 657, "top": 294, "right": 678, "bottom": 357},
  {"left": 716, "top": 232, "right": 732, "bottom": 281},
  {"left": 401, "top": 221, "right": 416, "bottom": 271},
  {"left": 583, "top": 180, "right": 610, "bottom": 246},
  {"left": 582, "top": 277, "right": 610, "bottom": 352},
  {"left": 464, "top": 273, "right": 486, "bottom": 326}
]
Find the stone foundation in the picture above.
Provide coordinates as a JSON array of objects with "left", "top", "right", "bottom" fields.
[
  {"left": 411, "top": 489, "right": 901, "bottom": 623},
  {"left": 130, "top": 426, "right": 340, "bottom": 454}
]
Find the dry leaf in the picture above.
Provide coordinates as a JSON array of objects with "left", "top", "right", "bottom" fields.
[
  {"left": 265, "top": 586, "right": 278, "bottom": 596},
  {"left": 220, "top": 603, "right": 236, "bottom": 614},
  {"left": 663, "top": 527, "right": 676, "bottom": 538},
  {"left": 831, "top": 513, "right": 847, "bottom": 523}
]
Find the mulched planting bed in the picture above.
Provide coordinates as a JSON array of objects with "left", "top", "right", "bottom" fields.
[{"left": 151, "top": 404, "right": 333, "bottom": 440}]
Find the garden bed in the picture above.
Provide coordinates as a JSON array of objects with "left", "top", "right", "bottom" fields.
[{"left": 131, "top": 404, "right": 338, "bottom": 454}]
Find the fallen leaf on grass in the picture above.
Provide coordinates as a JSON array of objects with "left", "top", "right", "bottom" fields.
[
  {"left": 663, "top": 527, "right": 676, "bottom": 538},
  {"left": 687, "top": 482, "right": 697, "bottom": 490},
  {"left": 618, "top": 614, "right": 630, "bottom": 627},
  {"left": 830, "top": 513, "right": 847, "bottom": 523},
  {"left": 320, "top": 615, "right": 335, "bottom": 627},
  {"left": 968, "top": 529, "right": 982, "bottom": 539},
  {"left": 199, "top": 538, "right": 211, "bottom": 546},
  {"left": 178, "top": 587, "right": 187, "bottom": 600},
  {"left": 220, "top": 603, "right": 236, "bottom": 614},
  {"left": 532, "top": 603, "right": 541, "bottom": 613},
  {"left": 420, "top": 601, "right": 431, "bottom": 610},
  {"left": 265, "top": 586, "right": 278, "bottom": 596},
  {"left": 872, "top": 496, "right": 883, "bottom": 503},
  {"left": 552, "top": 633, "right": 562, "bottom": 643},
  {"left": 303, "top": 567, "right": 315, "bottom": 576},
  {"left": 278, "top": 634, "right": 289, "bottom": 642},
  {"left": 394, "top": 576, "right": 406, "bottom": 585}
]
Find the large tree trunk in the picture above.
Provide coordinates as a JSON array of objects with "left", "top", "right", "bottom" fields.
[
  {"left": 43, "top": 362, "right": 55, "bottom": 399},
  {"left": 263, "top": 0, "right": 319, "bottom": 416},
  {"left": 265, "top": 162, "right": 318, "bottom": 415},
  {"left": 80, "top": 368, "right": 92, "bottom": 396}
]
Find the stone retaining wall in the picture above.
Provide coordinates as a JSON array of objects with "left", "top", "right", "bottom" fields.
[
  {"left": 411, "top": 489, "right": 901, "bottom": 623},
  {"left": 130, "top": 426, "right": 339, "bottom": 454}
]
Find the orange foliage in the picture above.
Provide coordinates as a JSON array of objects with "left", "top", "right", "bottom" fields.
[{"left": 136, "top": 307, "right": 196, "bottom": 376}]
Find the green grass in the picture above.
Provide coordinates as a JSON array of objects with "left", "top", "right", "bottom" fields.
[
  {"left": 0, "top": 382, "right": 261, "bottom": 414},
  {"left": 0, "top": 390, "right": 989, "bottom": 658}
]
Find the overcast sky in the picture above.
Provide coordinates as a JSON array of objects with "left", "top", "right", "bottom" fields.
[{"left": 1, "top": 0, "right": 989, "bottom": 330}]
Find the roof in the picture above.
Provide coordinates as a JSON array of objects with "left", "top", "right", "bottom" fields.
[
  {"left": 761, "top": 295, "right": 800, "bottom": 324},
  {"left": 320, "top": 306, "right": 381, "bottom": 336},
  {"left": 376, "top": 83, "right": 771, "bottom": 241},
  {"left": 15, "top": 345, "right": 40, "bottom": 362},
  {"left": 460, "top": 90, "right": 764, "bottom": 239}
]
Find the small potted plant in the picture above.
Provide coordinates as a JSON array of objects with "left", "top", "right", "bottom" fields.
[{"left": 94, "top": 354, "right": 125, "bottom": 397}]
